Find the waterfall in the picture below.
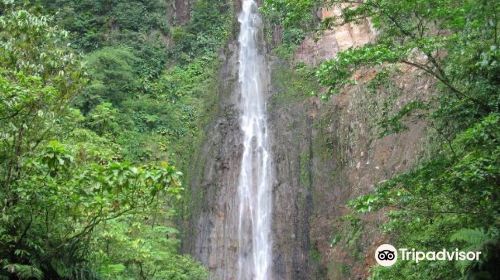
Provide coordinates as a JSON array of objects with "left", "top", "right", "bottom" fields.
[{"left": 237, "top": 1, "right": 273, "bottom": 279}]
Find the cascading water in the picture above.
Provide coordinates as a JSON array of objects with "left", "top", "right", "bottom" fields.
[{"left": 237, "top": 1, "right": 273, "bottom": 280}]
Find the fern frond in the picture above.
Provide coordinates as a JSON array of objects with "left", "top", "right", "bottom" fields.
[
  {"left": 450, "top": 228, "right": 488, "bottom": 249},
  {"left": 3, "top": 264, "right": 43, "bottom": 280}
]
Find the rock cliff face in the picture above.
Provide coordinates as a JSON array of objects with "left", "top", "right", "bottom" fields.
[
  {"left": 184, "top": 41, "right": 243, "bottom": 280},
  {"left": 170, "top": 0, "right": 191, "bottom": 24},
  {"left": 186, "top": 3, "right": 432, "bottom": 280},
  {"left": 267, "top": 6, "right": 432, "bottom": 279},
  {"left": 268, "top": 64, "right": 432, "bottom": 279},
  {"left": 295, "top": 6, "right": 376, "bottom": 65}
]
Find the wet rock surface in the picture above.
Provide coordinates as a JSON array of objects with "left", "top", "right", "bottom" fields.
[
  {"left": 185, "top": 42, "right": 243, "bottom": 280},
  {"left": 267, "top": 61, "right": 431, "bottom": 279},
  {"left": 265, "top": 6, "right": 432, "bottom": 277}
]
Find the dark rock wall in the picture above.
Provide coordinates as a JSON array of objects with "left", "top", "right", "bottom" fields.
[
  {"left": 185, "top": 41, "right": 242, "bottom": 280},
  {"left": 267, "top": 63, "right": 432, "bottom": 279},
  {"left": 267, "top": 61, "right": 318, "bottom": 280},
  {"left": 173, "top": 0, "right": 191, "bottom": 24}
]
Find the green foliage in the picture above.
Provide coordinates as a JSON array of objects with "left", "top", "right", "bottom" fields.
[
  {"left": 0, "top": 3, "right": 207, "bottom": 279},
  {"left": 61, "top": 0, "right": 232, "bottom": 165},
  {"left": 93, "top": 217, "right": 207, "bottom": 280},
  {"left": 377, "top": 100, "right": 429, "bottom": 137},
  {"left": 270, "top": 63, "right": 319, "bottom": 105},
  {"left": 450, "top": 228, "right": 500, "bottom": 278},
  {"left": 0, "top": 2, "right": 85, "bottom": 93},
  {"left": 316, "top": 45, "right": 403, "bottom": 97},
  {"left": 262, "top": 0, "right": 318, "bottom": 55},
  {"left": 319, "top": 0, "right": 498, "bottom": 111},
  {"left": 450, "top": 228, "right": 494, "bottom": 256},
  {"left": 154, "top": 56, "right": 216, "bottom": 102},
  {"left": 350, "top": 113, "right": 499, "bottom": 279},
  {"left": 38, "top": 0, "right": 169, "bottom": 88},
  {"left": 262, "top": 0, "right": 317, "bottom": 29},
  {"left": 169, "top": 0, "right": 232, "bottom": 63},
  {"left": 0, "top": 0, "right": 232, "bottom": 278},
  {"left": 267, "top": 0, "right": 500, "bottom": 278},
  {"left": 78, "top": 47, "right": 139, "bottom": 110},
  {"left": 3, "top": 264, "right": 43, "bottom": 280},
  {"left": 85, "top": 102, "right": 119, "bottom": 136},
  {"left": 39, "top": 0, "right": 168, "bottom": 50}
]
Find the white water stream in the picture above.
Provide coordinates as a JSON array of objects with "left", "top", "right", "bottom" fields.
[{"left": 237, "top": 1, "right": 272, "bottom": 279}]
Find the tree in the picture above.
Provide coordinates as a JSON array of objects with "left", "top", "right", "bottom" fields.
[
  {"left": 76, "top": 47, "right": 139, "bottom": 111},
  {"left": 309, "top": 1, "right": 500, "bottom": 278},
  {"left": 0, "top": 2, "right": 206, "bottom": 279},
  {"left": 317, "top": 0, "right": 498, "bottom": 113}
]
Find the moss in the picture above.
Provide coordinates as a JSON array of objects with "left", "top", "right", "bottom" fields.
[
  {"left": 299, "top": 151, "right": 311, "bottom": 188},
  {"left": 269, "top": 63, "right": 319, "bottom": 108},
  {"left": 272, "top": 44, "right": 299, "bottom": 60},
  {"left": 309, "top": 246, "right": 322, "bottom": 263},
  {"left": 327, "top": 261, "right": 345, "bottom": 279},
  {"left": 175, "top": 56, "right": 225, "bottom": 228},
  {"left": 329, "top": 233, "right": 341, "bottom": 247},
  {"left": 340, "top": 264, "right": 352, "bottom": 277},
  {"left": 312, "top": 111, "right": 335, "bottom": 161},
  {"left": 327, "top": 214, "right": 366, "bottom": 269}
]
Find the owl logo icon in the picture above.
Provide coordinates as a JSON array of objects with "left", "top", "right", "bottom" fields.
[{"left": 375, "top": 244, "right": 397, "bottom": 266}]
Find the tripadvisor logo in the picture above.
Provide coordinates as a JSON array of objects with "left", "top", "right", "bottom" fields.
[
  {"left": 375, "top": 244, "right": 397, "bottom": 267},
  {"left": 375, "top": 244, "right": 482, "bottom": 267}
]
